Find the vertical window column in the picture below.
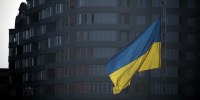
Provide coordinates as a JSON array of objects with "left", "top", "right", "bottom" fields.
[{"left": 56, "top": 3, "right": 64, "bottom": 14}]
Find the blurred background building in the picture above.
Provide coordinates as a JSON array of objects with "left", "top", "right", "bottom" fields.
[
  {"left": 0, "top": 68, "right": 9, "bottom": 99},
  {"left": 8, "top": 0, "right": 199, "bottom": 100}
]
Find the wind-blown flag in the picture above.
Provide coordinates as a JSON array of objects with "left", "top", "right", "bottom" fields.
[{"left": 105, "top": 17, "right": 161, "bottom": 94}]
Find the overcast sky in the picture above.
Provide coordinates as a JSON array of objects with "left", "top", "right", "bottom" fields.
[{"left": 0, "top": 0, "right": 26, "bottom": 68}]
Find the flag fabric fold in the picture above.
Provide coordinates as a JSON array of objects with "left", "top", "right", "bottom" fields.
[{"left": 105, "top": 17, "right": 161, "bottom": 94}]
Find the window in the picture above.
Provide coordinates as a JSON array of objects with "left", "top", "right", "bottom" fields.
[
  {"left": 23, "top": 30, "right": 29, "bottom": 39},
  {"left": 166, "top": 32, "right": 179, "bottom": 42},
  {"left": 187, "top": 0, "right": 196, "bottom": 9},
  {"left": 78, "top": 13, "right": 117, "bottom": 24},
  {"left": 23, "top": 87, "right": 34, "bottom": 96},
  {"left": 46, "top": 22, "right": 56, "bottom": 32},
  {"left": 55, "top": 67, "right": 70, "bottom": 79},
  {"left": 11, "top": 89, "right": 16, "bottom": 96},
  {"left": 37, "top": 70, "right": 47, "bottom": 80},
  {"left": 26, "top": 16, "right": 30, "bottom": 24},
  {"left": 31, "top": 72, "right": 37, "bottom": 81},
  {"left": 9, "top": 75, "right": 13, "bottom": 84},
  {"left": 165, "top": 67, "right": 179, "bottom": 77},
  {"left": 76, "top": 48, "right": 93, "bottom": 59},
  {"left": 185, "top": 51, "right": 195, "bottom": 60},
  {"left": 39, "top": 7, "right": 53, "bottom": 20},
  {"left": 94, "top": 48, "right": 117, "bottom": 58},
  {"left": 61, "top": 34, "right": 69, "bottom": 45},
  {"left": 76, "top": 65, "right": 106, "bottom": 76},
  {"left": 37, "top": 25, "right": 46, "bottom": 35},
  {"left": 36, "top": 54, "right": 55, "bottom": 65},
  {"left": 22, "top": 58, "right": 26, "bottom": 68},
  {"left": 9, "top": 34, "right": 15, "bottom": 42},
  {"left": 78, "top": 0, "right": 118, "bottom": 7},
  {"left": 76, "top": 48, "right": 117, "bottom": 59},
  {"left": 68, "top": 0, "right": 76, "bottom": 9},
  {"left": 23, "top": 43, "right": 32, "bottom": 53},
  {"left": 152, "top": 0, "right": 179, "bottom": 8},
  {"left": 48, "top": 36, "right": 61, "bottom": 48},
  {"left": 185, "top": 68, "right": 195, "bottom": 78},
  {"left": 89, "top": 30, "right": 115, "bottom": 41},
  {"left": 151, "top": 67, "right": 179, "bottom": 77},
  {"left": 120, "top": 31, "right": 129, "bottom": 42},
  {"left": 15, "top": 60, "right": 20, "bottom": 69},
  {"left": 46, "top": 7, "right": 53, "bottom": 17},
  {"left": 120, "top": 13, "right": 130, "bottom": 24},
  {"left": 27, "top": 1, "right": 31, "bottom": 8},
  {"left": 75, "top": 82, "right": 113, "bottom": 93},
  {"left": 35, "top": 86, "right": 46, "bottom": 96},
  {"left": 56, "top": 50, "right": 70, "bottom": 62},
  {"left": 32, "top": 0, "right": 35, "bottom": 7},
  {"left": 136, "top": 15, "right": 146, "bottom": 25},
  {"left": 165, "top": 49, "right": 179, "bottom": 60},
  {"left": 187, "top": 17, "right": 196, "bottom": 26},
  {"left": 55, "top": 84, "right": 70, "bottom": 94},
  {"left": 22, "top": 57, "right": 34, "bottom": 68},
  {"left": 56, "top": 19, "right": 65, "bottom": 30},
  {"left": 22, "top": 72, "right": 30, "bottom": 82},
  {"left": 136, "top": 72, "right": 146, "bottom": 77},
  {"left": 150, "top": 68, "right": 162, "bottom": 77},
  {"left": 119, "top": 0, "right": 130, "bottom": 7},
  {"left": 76, "top": 30, "right": 118, "bottom": 41},
  {"left": 15, "top": 46, "right": 22, "bottom": 55},
  {"left": 166, "top": 15, "right": 179, "bottom": 25},
  {"left": 186, "top": 34, "right": 196, "bottom": 43},
  {"left": 166, "top": 0, "right": 179, "bottom": 8},
  {"left": 16, "top": 32, "right": 20, "bottom": 45},
  {"left": 38, "top": 39, "right": 48, "bottom": 50},
  {"left": 151, "top": 84, "right": 164, "bottom": 94},
  {"left": 9, "top": 48, "right": 14, "bottom": 56},
  {"left": 186, "top": 86, "right": 195, "bottom": 95},
  {"left": 165, "top": 84, "right": 179, "bottom": 94},
  {"left": 39, "top": 0, "right": 45, "bottom": 5},
  {"left": 78, "top": 13, "right": 94, "bottom": 24},
  {"left": 152, "top": 0, "right": 161, "bottom": 7},
  {"left": 37, "top": 55, "right": 45, "bottom": 65},
  {"left": 136, "top": 84, "right": 146, "bottom": 94},
  {"left": 68, "top": 16, "right": 76, "bottom": 26},
  {"left": 56, "top": 3, "right": 64, "bottom": 14},
  {"left": 30, "top": 28, "right": 34, "bottom": 37},
  {"left": 136, "top": 0, "right": 147, "bottom": 7}
]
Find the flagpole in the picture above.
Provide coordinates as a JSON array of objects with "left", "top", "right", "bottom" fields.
[{"left": 161, "top": 0, "right": 166, "bottom": 100}]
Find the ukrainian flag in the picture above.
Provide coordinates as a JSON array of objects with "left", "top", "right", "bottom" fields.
[{"left": 105, "top": 17, "right": 161, "bottom": 94}]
